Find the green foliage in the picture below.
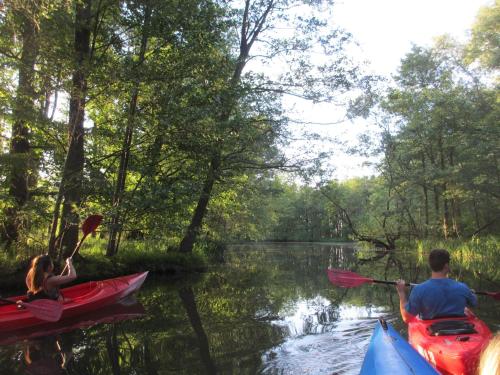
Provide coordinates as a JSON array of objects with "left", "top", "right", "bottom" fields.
[
  {"left": 0, "top": 237, "right": 207, "bottom": 290},
  {"left": 80, "top": 237, "right": 206, "bottom": 271},
  {"left": 465, "top": 0, "right": 500, "bottom": 69},
  {"left": 378, "top": 41, "right": 499, "bottom": 239},
  {"left": 0, "top": 0, "right": 497, "bottom": 265},
  {"left": 411, "top": 236, "right": 500, "bottom": 282},
  {"left": 0, "top": 251, "right": 18, "bottom": 276}
]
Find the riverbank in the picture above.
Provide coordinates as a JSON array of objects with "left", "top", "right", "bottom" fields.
[
  {"left": 0, "top": 237, "right": 225, "bottom": 293},
  {"left": 2, "top": 236, "right": 498, "bottom": 293}
]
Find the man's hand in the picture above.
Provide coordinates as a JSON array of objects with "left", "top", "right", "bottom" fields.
[{"left": 396, "top": 279, "right": 407, "bottom": 296}]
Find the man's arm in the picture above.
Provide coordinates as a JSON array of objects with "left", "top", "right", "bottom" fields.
[
  {"left": 465, "top": 284, "right": 478, "bottom": 308},
  {"left": 396, "top": 280, "right": 415, "bottom": 323}
]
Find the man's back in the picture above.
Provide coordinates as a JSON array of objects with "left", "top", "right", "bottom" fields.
[{"left": 406, "top": 278, "right": 477, "bottom": 320}]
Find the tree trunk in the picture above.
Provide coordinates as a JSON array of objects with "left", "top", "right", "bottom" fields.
[
  {"left": 107, "top": 5, "right": 151, "bottom": 257},
  {"left": 179, "top": 154, "right": 220, "bottom": 253},
  {"left": 473, "top": 198, "right": 481, "bottom": 232},
  {"left": 448, "top": 149, "right": 460, "bottom": 237},
  {"left": 420, "top": 153, "right": 429, "bottom": 236},
  {"left": 439, "top": 143, "right": 449, "bottom": 239},
  {"left": 451, "top": 199, "right": 461, "bottom": 237},
  {"left": 320, "top": 189, "right": 396, "bottom": 250},
  {"left": 47, "top": 191, "right": 63, "bottom": 257},
  {"left": 54, "top": 0, "right": 92, "bottom": 257},
  {"left": 2, "top": 5, "right": 39, "bottom": 243},
  {"left": 442, "top": 194, "right": 450, "bottom": 239},
  {"left": 433, "top": 185, "right": 440, "bottom": 232}
]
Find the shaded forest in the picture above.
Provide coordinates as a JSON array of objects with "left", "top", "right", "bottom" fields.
[{"left": 0, "top": 0, "right": 498, "bottom": 261}]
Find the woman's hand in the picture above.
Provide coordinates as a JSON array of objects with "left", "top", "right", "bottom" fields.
[{"left": 65, "top": 257, "right": 73, "bottom": 266}]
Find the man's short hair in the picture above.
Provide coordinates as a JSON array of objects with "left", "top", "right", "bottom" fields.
[{"left": 429, "top": 249, "right": 450, "bottom": 272}]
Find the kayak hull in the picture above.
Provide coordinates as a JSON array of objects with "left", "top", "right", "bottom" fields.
[
  {"left": 360, "top": 319, "right": 440, "bottom": 375},
  {"left": 408, "top": 312, "right": 492, "bottom": 375},
  {"left": 0, "top": 272, "right": 148, "bottom": 332}
]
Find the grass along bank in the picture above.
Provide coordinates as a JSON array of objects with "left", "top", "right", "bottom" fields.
[{"left": 412, "top": 236, "right": 500, "bottom": 283}]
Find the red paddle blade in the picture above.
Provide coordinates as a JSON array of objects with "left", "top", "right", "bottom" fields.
[
  {"left": 327, "top": 269, "right": 374, "bottom": 288},
  {"left": 81, "top": 214, "right": 103, "bottom": 235},
  {"left": 24, "top": 299, "right": 63, "bottom": 322},
  {"left": 484, "top": 291, "right": 500, "bottom": 300}
]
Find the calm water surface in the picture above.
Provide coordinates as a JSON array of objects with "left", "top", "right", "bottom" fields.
[{"left": 1, "top": 243, "right": 498, "bottom": 374}]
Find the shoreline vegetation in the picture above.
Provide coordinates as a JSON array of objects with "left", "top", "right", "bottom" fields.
[
  {"left": 0, "top": 237, "right": 217, "bottom": 293},
  {"left": 1, "top": 2, "right": 498, "bottom": 298},
  {"left": 2, "top": 236, "right": 497, "bottom": 294}
]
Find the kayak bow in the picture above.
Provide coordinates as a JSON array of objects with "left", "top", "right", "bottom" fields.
[{"left": 360, "top": 318, "right": 440, "bottom": 375}]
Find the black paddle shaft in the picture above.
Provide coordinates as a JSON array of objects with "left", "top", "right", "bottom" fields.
[{"left": 372, "top": 279, "right": 415, "bottom": 287}]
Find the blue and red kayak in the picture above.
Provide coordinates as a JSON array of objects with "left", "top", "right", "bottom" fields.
[{"left": 360, "top": 318, "right": 439, "bottom": 375}]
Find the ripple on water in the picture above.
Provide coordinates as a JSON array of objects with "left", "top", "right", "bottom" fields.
[{"left": 260, "top": 301, "right": 394, "bottom": 374}]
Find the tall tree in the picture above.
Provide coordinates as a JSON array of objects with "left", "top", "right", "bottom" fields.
[
  {"left": 1, "top": 1, "right": 40, "bottom": 243},
  {"left": 106, "top": 2, "right": 152, "bottom": 256},
  {"left": 49, "top": 0, "right": 92, "bottom": 257},
  {"left": 179, "top": 0, "right": 359, "bottom": 253}
]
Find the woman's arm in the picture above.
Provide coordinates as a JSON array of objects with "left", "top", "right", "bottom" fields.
[{"left": 46, "top": 258, "right": 77, "bottom": 288}]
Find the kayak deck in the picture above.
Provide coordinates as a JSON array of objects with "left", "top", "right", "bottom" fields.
[{"left": 408, "top": 312, "right": 492, "bottom": 375}]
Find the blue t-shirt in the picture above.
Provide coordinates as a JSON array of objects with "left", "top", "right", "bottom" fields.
[{"left": 405, "top": 278, "right": 477, "bottom": 319}]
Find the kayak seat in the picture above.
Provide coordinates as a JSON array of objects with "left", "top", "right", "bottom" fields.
[{"left": 427, "top": 320, "right": 477, "bottom": 336}]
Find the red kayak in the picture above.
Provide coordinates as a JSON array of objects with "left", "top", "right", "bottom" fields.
[
  {"left": 0, "top": 272, "right": 148, "bottom": 333},
  {"left": 408, "top": 311, "right": 492, "bottom": 375}
]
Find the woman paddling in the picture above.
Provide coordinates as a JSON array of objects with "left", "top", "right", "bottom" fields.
[{"left": 25, "top": 255, "right": 77, "bottom": 302}]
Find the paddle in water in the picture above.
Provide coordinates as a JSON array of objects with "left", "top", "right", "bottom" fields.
[
  {"left": 60, "top": 214, "right": 103, "bottom": 275},
  {"left": 327, "top": 269, "right": 500, "bottom": 300},
  {"left": 0, "top": 297, "right": 63, "bottom": 322}
]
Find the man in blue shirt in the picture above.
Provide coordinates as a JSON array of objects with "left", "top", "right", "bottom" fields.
[{"left": 396, "top": 249, "right": 477, "bottom": 322}]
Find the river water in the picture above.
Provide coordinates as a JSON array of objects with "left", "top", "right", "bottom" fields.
[{"left": 0, "top": 242, "right": 498, "bottom": 374}]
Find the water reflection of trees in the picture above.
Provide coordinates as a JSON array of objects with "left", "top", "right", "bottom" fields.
[
  {"left": 1, "top": 243, "right": 497, "bottom": 373},
  {"left": 178, "top": 287, "right": 217, "bottom": 374}
]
